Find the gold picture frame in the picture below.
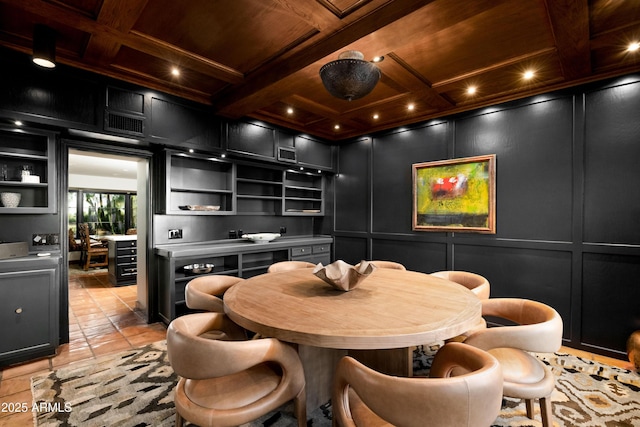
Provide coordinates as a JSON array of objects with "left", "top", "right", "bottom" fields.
[{"left": 412, "top": 154, "right": 496, "bottom": 233}]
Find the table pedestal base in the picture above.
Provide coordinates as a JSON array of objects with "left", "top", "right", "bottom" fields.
[
  {"left": 349, "top": 347, "right": 414, "bottom": 377},
  {"left": 298, "top": 345, "right": 347, "bottom": 414}
]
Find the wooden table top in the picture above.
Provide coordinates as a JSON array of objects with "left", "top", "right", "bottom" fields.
[{"left": 224, "top": 267, "right": 481, "bottom": 350}]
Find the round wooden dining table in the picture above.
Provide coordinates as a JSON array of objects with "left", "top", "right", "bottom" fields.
[
  {"left": 224, "top": 266, "right": 482, "bottom": 413},
  {"left": 224, "top": 267, "right": 481, "bottom": 349}
]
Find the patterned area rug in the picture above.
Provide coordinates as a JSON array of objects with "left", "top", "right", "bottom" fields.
[{"left": 31, "top": 341, "right": 640, "bottom": 426}]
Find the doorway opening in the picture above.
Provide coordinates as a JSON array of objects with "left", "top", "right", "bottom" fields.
[{"left": 66, "top": 147, "right": 150, "bottom": 318}]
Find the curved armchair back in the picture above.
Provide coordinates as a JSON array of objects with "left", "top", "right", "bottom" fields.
[
  {"left": 267, "top": 260, "right": 316, "bottom": 273},
  {"left": 464, "top": 298, "right": 563, "bottom": 353},
  {"left": 431, "top": 271, "right": 490, "bottom": 300},
  {"left": 332, "top": 342, "right": 503, "bottom": 427},
  {"left": 166, "top": 312, "right": 307, "bottom": 427},
  {"left": 185, "top": 275, "right": 243, "bottom": 312}
]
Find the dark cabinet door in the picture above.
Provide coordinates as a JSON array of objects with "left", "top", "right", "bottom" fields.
[
  {"left": 0, "top": 268, "right": 58, "bottom": 366},
  {"left": 226, "top": 121, "right": 276, "bottom": 159},
  {"left": 149, "top": 96, "right": 222, "bottom": 151},
  {"left": 295, "top": 135, "right": 334, "bottom": 171}
]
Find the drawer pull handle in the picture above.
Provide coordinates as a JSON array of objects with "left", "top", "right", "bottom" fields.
[{"left": 15, "top": 307, "right": 22, "bottom": 314}]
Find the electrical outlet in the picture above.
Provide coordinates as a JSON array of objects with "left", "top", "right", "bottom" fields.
[
  {"left": 279, "top": 226, "right": 287, "bottom": 234},
  {"left": 168, "top": 229, "right": 183, "bottom": 239},
  {"left": 229, "top": 230, "right": 237, "bottom": 239}
]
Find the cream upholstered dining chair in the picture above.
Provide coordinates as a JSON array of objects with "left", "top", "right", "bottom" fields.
[
  {"left": 430, "top": 270, "right": 490, "bottom": 299},
  {"left": 185, "top": 275, "right": 243, "bottom": 313},
  {"left": 185, "top": 275, "right": 246, "bottom": 340},
  {"left": 354, "top": 260, "right": 406, "bottom": 270},
  {"left": 431, "top": 270, "right": 491, "bottom": 340},
  {"left": 332, "top": 342, "right": 503, "bottom": 427},
  {"left": 267, "top": 260, "right": 316, "bottom": 273},
  {"left": 462, "top": 298, "right": 563, "bottom": 427},
  {"left": 167, "top": 312, "right": 307, "bottom": 427}
]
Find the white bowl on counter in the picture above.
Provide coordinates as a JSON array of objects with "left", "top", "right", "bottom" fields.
[{"left": 241, "top": 233, "right": 281, "bottom": 243}]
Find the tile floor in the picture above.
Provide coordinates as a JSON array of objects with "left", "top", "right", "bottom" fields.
[
  {"left": 0, "top": 266, "right": 633, "bottom": 426},
  {"left": 0, "top": 265, "right": 167, "bottom": 426}
]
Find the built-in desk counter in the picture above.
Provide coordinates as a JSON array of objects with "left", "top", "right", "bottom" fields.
[{"left": 154, "top": 235, "right": 332, "bottom": 324}]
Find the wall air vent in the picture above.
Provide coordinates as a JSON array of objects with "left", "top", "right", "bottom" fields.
[
  {"left": 104, "top": 110, "right": 145, "bottom": 137},
  {"left": 277, "top": 146, "right": 297, "bottom": 163}
]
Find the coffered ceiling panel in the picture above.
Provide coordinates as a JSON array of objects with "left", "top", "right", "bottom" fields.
[{"left": 0, "top": 0, "right": 638, "bottom": 141}]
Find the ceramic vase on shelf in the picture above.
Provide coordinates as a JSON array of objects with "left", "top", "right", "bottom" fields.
[{"left": 1, "top": 192, "right": 21, "bottom": 208}]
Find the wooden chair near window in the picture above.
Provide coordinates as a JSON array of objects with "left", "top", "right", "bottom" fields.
[{"left": 78, "top": 223, "right": 108, "bottom": 271}]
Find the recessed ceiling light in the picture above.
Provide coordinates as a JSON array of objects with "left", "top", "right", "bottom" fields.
[
  {"left": 188, "top": 149, "right": 194, "bottom": 153},
  {"left": 407, "top": 103, "right": 415, "bottom": 111},
  {"left": 523, "top": 70, "right": 535, "bottom": 80},
  {"left": 286, "top": 107, "right": 294, "bottom": 114},
  {"left": 334, "top": 124, "right": 340, "bottom": 130},
  {"left": 171, "top": 67, "right": 180, "bottom": 77},
  {"left": 467, "top": 86, "right": 477, "bottom": 95},
  {"left": 628, "top": 42, "right": 640, "bottom": 52},
  {"left": 372, "top": 56, "right": 384, "bottom": 63},
  {"left": 220, "top": 154, "right": 226, "bottom": 158},
  {"left": 14, "top": 120, "right": 23, "bottom": 126},
  {"left": 373, "top": 113, "right": 379, "bottom": 119}
]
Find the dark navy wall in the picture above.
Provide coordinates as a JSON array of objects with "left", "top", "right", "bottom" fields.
[{"left": 334, "top": 76, "right": 640, "bottom": 358}]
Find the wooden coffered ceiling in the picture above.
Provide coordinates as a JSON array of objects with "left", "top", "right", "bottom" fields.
[{"left": 0, "top": 0, "right": 639, "bottom": 141}]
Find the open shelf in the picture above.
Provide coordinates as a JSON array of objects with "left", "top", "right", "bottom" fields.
[{"left": 0, "top": 126, "right": 56, "bottom": 213}]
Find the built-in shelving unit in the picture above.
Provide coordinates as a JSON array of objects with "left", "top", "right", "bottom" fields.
[
  {"left": 157, "top": 151, "right": 235, "bottom": 215},
  {"left": 157, "top": 149, "right": 326, "bottom": 217},
  {"left": 283, "top": 170, "right": 324, "bottom": 215},
  {"left": 236, "top": 164, "right": 283, "bottom": 215},
  {"left": 0, "top": 126, "right": 56, "bottom": 213}
]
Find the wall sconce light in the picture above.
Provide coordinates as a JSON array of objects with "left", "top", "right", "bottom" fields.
[
  {"left": 319, "top": 51, "right": 381, "bottom": 101},
  {"left": 32, "top": 25, "right": 56, "bottom": 68}
]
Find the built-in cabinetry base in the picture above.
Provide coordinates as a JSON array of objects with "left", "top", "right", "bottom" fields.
[
  {"left": 0, "top": 255, "right": 60, "bottom": 367},
  {"left": 155, "top": 236, "right": 332, "bottom": 324}
]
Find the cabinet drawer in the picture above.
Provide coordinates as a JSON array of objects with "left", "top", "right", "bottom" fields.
[
  {"left": 291, "top": 246, "right": 312, "bottom": 258},
  {"left": 312, "top": 244, "right": 330, "bottom": 254},
  {"left": 117, "top": 240, "right": 137, "bottom": 249},
  {"left": 117, "top": 254, "right": 137, "bottom": 265},
  {"left": 117, "top": 247, "right": 137, "bottom": 256},
  {"left": 117, "top": 265, "right": 137, "bottom": 276}
]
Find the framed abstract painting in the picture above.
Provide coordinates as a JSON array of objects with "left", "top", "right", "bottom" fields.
[{"left": 412, "top": 154, "right": 496, "bottom": 233}]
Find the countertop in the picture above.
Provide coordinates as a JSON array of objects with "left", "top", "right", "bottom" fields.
[
  {"left": 98, "top": 235, "right": 137, "bottom": 242},
  {"left": 0, "top": 251, "right": 61, "bottom": 271},
  {"left": 155, "top": 235, "right": 333, "bottom": 258}
]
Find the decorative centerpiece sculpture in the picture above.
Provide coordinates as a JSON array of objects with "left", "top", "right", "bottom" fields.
[{"left": 313, "top": 260, "right": 376, "bottom": 291}]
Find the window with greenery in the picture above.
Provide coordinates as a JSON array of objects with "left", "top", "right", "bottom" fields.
[{"left": 68, "top": 190, "right": 136, "bottom": 236}]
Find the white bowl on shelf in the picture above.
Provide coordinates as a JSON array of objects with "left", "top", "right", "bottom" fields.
[
  {"left": 1, "top": 192, "right": 21, "bottom": 208},
  {"left": 241, "top": 233, "right": 281, "bottom": 243}
]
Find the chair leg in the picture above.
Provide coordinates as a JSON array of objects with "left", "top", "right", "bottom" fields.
[
  {"left": 83, "top": 253, "right": 90, "bottom": 271},
  {"left": 175, "top": 411, "right": 183, "bottom": 427},
  {"left": 525, "top": 398, "right": 535, "bottom": 419},
  {"left": 539, "top": 396, "right": 553, "bottom": 427},
  {"left": 293, "top": 388, "right": 307, "bottom": 427}
]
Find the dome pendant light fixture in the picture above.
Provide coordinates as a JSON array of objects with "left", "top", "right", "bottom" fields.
[{"left": 319, "top": 50, "right": 381, "bottom": 101}]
